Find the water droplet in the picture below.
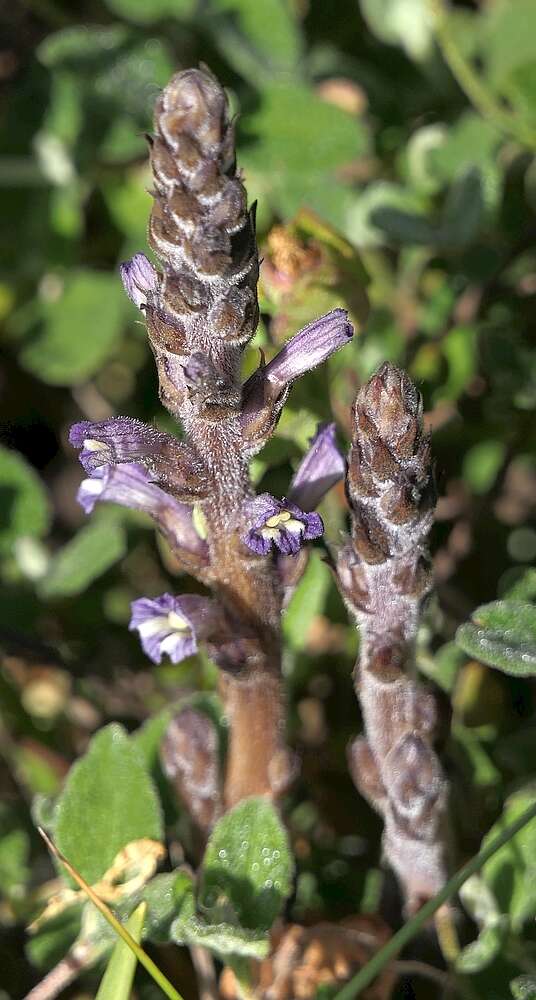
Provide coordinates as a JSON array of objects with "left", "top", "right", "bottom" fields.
[
  {"left": 264, "top": 878, "right": 273, "bottom": 889},
  {"left": 273, "top": 850, "right": 280, "bottom": 860},
  {"left": 218, "top": 849, "right": 227, "bottom": 859},
  {"left": 274, "top": 880, "right": 281, "bottom": 890},
  {"left": 252, "top": 862, "right": 259, "bottom": 872},
  {"left": 262, "top": 847, "right": 269, "bottom": 856},
  {"left": 263, "top": 857, "right": 271, "bottom": 866},
  {"left": 241, "top": 840, "right": 249, "bottom": 850}
]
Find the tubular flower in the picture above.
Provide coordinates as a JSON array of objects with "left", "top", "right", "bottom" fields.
[
  {"left": 69, "top": 417, "right": 176, "bottom": 475},
  {"left": 289, "top": 422, "right": 345, "bottom": 512},
  {"left": 243, "top": 493, "right": 323, "bottom": 556},
  {"left": 119, "top": 253, "right": 159, "bottom": 310},
  {"left": 129, "top": 593, "right": 212, "bottom": 664}
]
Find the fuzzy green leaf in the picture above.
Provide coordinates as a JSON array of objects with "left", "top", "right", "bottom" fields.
[
  {"left": 40, "top": 514, "right": 126, "bottom": 598},
  {"left": 172, "top": 914, "right": 270, "bottom": 959},
  {"left": 240, "top": 83, "right": 367, "bottom": 223},
  {"left": 0, "top": 446, "right": 51, "bottom": 555},
  {"left": 482, "top": 788, "right": 536, "bottom": 931},
  {"left": 456, "top": 876, "right": 508, "bottom": 973},
  {"left": 21, "top": 271, "right": 127, "bottom": 386},
  {"left": 54, "top": 724, "right": 163, "bottom": 886},
  {"left": 199, "top": 796, "right": 293, "bottom": 932},
  {"left": 210, "top": 0, "right": 302, "bottom": 85},
  {"left": 456, "top": 601, "right": 536, "bottom": 676},
  {"left": 511, "top": 976, "right": 536, "bottom": 1000}
]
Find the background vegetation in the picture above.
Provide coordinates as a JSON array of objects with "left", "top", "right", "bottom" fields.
[{"left": 1, "top": 1, "right": 536, "bottom": 997}]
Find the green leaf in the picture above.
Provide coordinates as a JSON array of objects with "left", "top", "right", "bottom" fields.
[
  {"left": 0, "top": 805, "right": 30, "bottom": 897},
  {"left": 360, "top": 0, "right": 432, "bottom": 61},
  {"left": 138, "top": 872, "right": 191, "bottom": 944},
  {"left": 38, "top": 26, "right": 128, "bottom": 67},
  {"left": 428, "top": 113, "right": 501, "bottom": 210},
  {"left": 436, "top": 324, "right": 477, "bottom": 402},
  {"left": 54, "top": 724, "right": 163, "bottom": 885},
  {"left": 345, "top": 182, "right": 429, "bottom": 247},
  {"left": 38, "top": 28, "right": 173, "bottom": 162},
  {"left": 0, "top": 446, "right": 51, "bottom": 554},
  {"left": 200, "top": 797, "right": 293, "bottom": 931},
  {"left": 103, "top": 0, "right": 196, "bottom": 24},
  {"left": 210, "top": 0, "right": 302, "bottom": 85},
  {"left": 96, "top": 902, "right": 146, "bottom": 1000},
  {"left": 39, "top": 514, "right": 127, "bottom": 599},
  {"left": 463, "top": 440, "right": 506, "bottom": 495},
  {"left": 456, "top": 601, "right": 536, "bottom": 676},
  {"left": 511, "top": 976, "right": 536, "bottom": 1000},
  {"left": 504, "top": 568, "right": 536, "bottom": 604},
  {"left": 482, "top": 788, "right": 536, "bottom": 931},
  {"left": 26, "top": 904, "right": 83, "bottom": 970},
  {"left": 21, "top": 271, "right": 127, "bottom": 386},
  {"left": 456, "top": 876, "right": 509, "bottom": 973},
  {"left": 484, "top": 0, "right": 536, "bottom": 120},
  {"left": 240, "top": 83, "right": 367, "bottom": 223},
  {"left": 360, "top": 0, "right": 433, "bottom": 61},
  {"left": 283, "top": 550, "right": 331, "bottom": 652},
  {"left": 438, "top": 168, "right": 484, "bottom": 247},
  {"left": 172, "top": 915, "right": 270, "bottom": 959}
]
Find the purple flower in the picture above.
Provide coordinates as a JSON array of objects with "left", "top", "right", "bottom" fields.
[
  {"left": 289, "top": 423, "right": 345, "bottom": 512},
  {"left": 129, "top": 593, "right": 212, "bottom": 664},
  {"left": 77, "top": 462, "right": 164, "bottom": 515},
  {"left": 77, "top": 463, "right": 207, "bottom": 559},
  {"left": 69, "top": 417, "right": 175, "bottom": 475},
  {"left": 119, "top": 253, "right": 159, "bottom": 310},
  {"left": 261, "top": 309, "right": 353, "bottom": 386},
  {"left": 243, "top": 493, "right": 323, "bottom": 556},
  {"left": 241, "top": 310, "right": 353, "bottom": 448}
]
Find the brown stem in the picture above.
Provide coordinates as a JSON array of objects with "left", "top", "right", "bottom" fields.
[
  {"left": 190, "top": 945, "right": 219, "bottom": 1000},
  {"left": 221, "top": 671, "right": 291, "bottom": 809},
  {"left": 23, "top": 942, "right": 94, "bottom": 1000}
]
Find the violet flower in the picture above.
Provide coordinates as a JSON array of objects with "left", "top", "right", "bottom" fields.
[
  {"left": 289, "top": 423, "right": 345, "bottom": 512},
  {"left": 119, "top": 253, "right": 159, "bottom": 310},
  {"left": 69, "top": 417, "right": 176, "bottom": 475},
  {"left": 129, "top": 593, "right": 212, "bottom": 664},
  {"left": 241, "top": 310, "right": 353, "bottom": 444},
  {"left": 77, "top": 463, "right": 207, "bottom": 558},
  {"left": 243, "top": 493, "right": 323, "bottom": 556},
  {"left": 260, "top": 309, "right": 353, "bottom": 387}
]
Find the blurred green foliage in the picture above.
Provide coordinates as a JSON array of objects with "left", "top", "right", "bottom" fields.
[{"left": 1, "top": 0, "right": 536, "bottom": 997}]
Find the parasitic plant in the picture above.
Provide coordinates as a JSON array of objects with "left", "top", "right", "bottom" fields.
[
  {"left": 70, "top": 68, "right": 354, "bottom": 815},
  {"left": 335, "top": 363, "right": 449, "bottom": 913}
]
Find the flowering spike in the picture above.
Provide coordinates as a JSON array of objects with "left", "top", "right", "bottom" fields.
[
  {"left": 289, "top": 423, "right": 345, "bottom": 512},
  {"left": 335, "top": 362, "right": 447, "bottom": 913},
  {"left": 129, "top": 592, "right": 215, "bottom": 664},
  {"left": 119, "top": 253, "right": 159, "bottom": 310},
  {"left": 243, "top": 493, "right": 323, "bottom": 556}
]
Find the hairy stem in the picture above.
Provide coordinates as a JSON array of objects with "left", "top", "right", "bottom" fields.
[
  {"left": 337, "top": 363, "right": 448, "bottom": 912},
  {"left": 23, "top": 942, "right": 94, "bottom": 1000}
]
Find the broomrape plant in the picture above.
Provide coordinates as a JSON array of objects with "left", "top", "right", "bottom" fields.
[{"left": 21, "top": 59, "right": 536, "bottom": 1000}]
